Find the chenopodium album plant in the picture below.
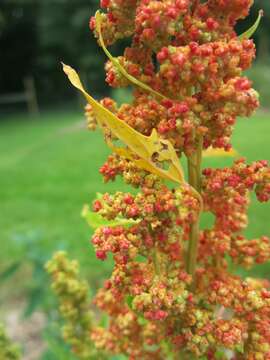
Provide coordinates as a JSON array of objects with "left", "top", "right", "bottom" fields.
[{"left": 47, "top": 1, "right": 270, "bottom": 359}]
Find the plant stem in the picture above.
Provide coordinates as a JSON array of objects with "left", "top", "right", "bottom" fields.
[{"left": 186, "top": 137, "right": 203, "bottom": 289}]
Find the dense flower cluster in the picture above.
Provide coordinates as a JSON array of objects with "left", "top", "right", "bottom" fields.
[
  {"left": 89, "top": 0, "right": 259, "bottom": 155},
  {"left": 0, "top": 324, "right": 20, "bottom": 360},
  {"left": 46, "top": 252, "right": 105, "bottom": 359},
  {"left": 202, "top": 159, "right": 270, "bottom": 233},
  {"left": 89, "top": 154, "right": 270, "bottom": 358},
  {"left": 82, "top": 0, "right": 270, "bottom": 358},
  {"left": 49, "top": 0, "right": 270, "bottom": 359}
]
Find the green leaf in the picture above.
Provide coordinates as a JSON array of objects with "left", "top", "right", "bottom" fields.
[
  {"left": 215, "top": 350, "right": 227, "bottom": 359},
  {"left": 82, "top": 205, "right": 139, "bottom": 230},
  {"left": 235, "top": 343, "right": 245, "bottom": 354},
  {"left": 138, "top": 316, "right": 148, "bottom": 326},
  {"left": 126, "top": 295, "right": 134, "bottom": 309},
  {"left": 0, "top": 262, "right": 21, "bottom": 282},
  {"left": 96, "top": 192, "right": 103, "bottom": 199},
  {"left": 23, "top": 287, "right": 44, "bottom": 318},
  {"left": 239, "top": 10, "right": 263, "bottom": 40},
  {"left": 99, "top": 314, "right": 109, "bottom": 328}
]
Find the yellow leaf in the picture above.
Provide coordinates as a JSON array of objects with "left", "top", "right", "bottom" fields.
[
  {"left": 203, "top": 147, "right": 239, "bottom": 158},
  {"left": 95, "top": 11, "right": 168, "bottom": 101},
  {"left": 62, "top": 63, "right": 184, "bottom": 185}
]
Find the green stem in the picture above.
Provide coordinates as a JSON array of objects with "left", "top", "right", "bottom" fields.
[{"left": 186, "top": 137, "right": 203, "bottom": 289}]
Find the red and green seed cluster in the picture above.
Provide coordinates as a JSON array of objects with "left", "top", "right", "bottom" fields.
[
  {"left": 202, "top": 159, "right": 270, "bottom": 234},
  {"left": 82, "top": 0, "right": 270, "bottom": 359},
  {"left": 87, "top": 38, "right": 258, "bottom": 153},
  {"left": 90, "top": 154, "right": 270, "bottom": 358},
  {"left": 88, "top": 0, "right": 258, "bottom": 155}
]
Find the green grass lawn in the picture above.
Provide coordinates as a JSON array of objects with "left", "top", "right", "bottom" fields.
[{"left": 0, "top": 109, "right": 270, "bottom": 295}]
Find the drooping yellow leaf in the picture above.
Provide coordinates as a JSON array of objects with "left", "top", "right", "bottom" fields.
[
  {"left": 62, "top": 63, "right": 184, "bottom": 185},
  {"left": 109, "top": 140, "right": 182, "bottom": 181},
  {"left": 203, "top": 147, "right": 239, "bottom": 158},
  {"left": 95, "top": 11, "right": 168, "bottom": 101}
]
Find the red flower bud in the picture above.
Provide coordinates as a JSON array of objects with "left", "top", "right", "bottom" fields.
[
  {"left": 142, "top": 28, "right": 155, "bottom": 41},
  {"left": 89, "top": 16, "right": 96, "bottom": 31},
  {"left": 100, "top": 0, "right": 110, "bottom": 8},
  {"left": 171, "top": 53, "right": 185, "bottom": 67},
  {"left": 96, "top": 250, "right": 107, "bottom": 261},
  {"left": 124, "top": 194, "right": 134, "bottom": 205},
  {"left": 93, "top": 200, "right": 102, "bottom": 212},
  {"left": 103, "top": 227, "right": 113, "bottom": 236},
  {"left": 166, "top": 7, "right": 178, "bottom": 19},
  {"left": 157, "top": 47, "right": 169, "bottom": 62},
  {"left": 206, "top": 17, "right": 219, "bottom": 30}
]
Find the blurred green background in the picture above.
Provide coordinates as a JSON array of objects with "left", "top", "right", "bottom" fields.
[{"left": 0, "top": 1, "right": 269, "bottom": 359}]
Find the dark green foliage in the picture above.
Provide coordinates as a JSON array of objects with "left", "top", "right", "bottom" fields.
[
  {"left": 252, "top": 0, "right": 270, "bottom": 62},
  {"left": 0, "top": 0, "right": 107, "bottom": 107},
  {"left": 36, "top": 0, "right": 106, "bottom": 103},
  {"left": 0, "top": 0, "right": 268, "bottom": 108},
  {"left": 0, "top": 1, "right": 38, "bottom": 93}
]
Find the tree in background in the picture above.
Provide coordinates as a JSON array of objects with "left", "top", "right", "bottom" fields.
[
  {"left": 36, "top": 0, "right": 106, "bottom": 103},
  {"left": 0, "top": 1, "right": 38, "bottom": 95},
  {"left": 0, "top": 0, "right": 107, "bottom": 106}
]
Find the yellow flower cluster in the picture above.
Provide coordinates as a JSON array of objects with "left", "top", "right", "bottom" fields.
[{"left": 46, "top": 252, "right": 105, "bottom": 359}]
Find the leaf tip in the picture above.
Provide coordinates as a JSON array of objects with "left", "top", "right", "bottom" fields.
[
  {"left": 239, "top": 10, "right": 263, "bottom": 40},
  {"left": 61, "top": 63, "right": 86, "bottom": 94},
  {"left": 95, "top": 10, "right": 101, "bottom": 19},
  {"left": 95, "top": 10, "right": 102, "bottom": 30},
  {"left": 62, "top": 62, "right": 72, "bottom": 76}
]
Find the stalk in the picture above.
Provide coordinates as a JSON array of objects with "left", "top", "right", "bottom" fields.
[{"left": 186, "top": 136, "right": 203, "bottom": 289}]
